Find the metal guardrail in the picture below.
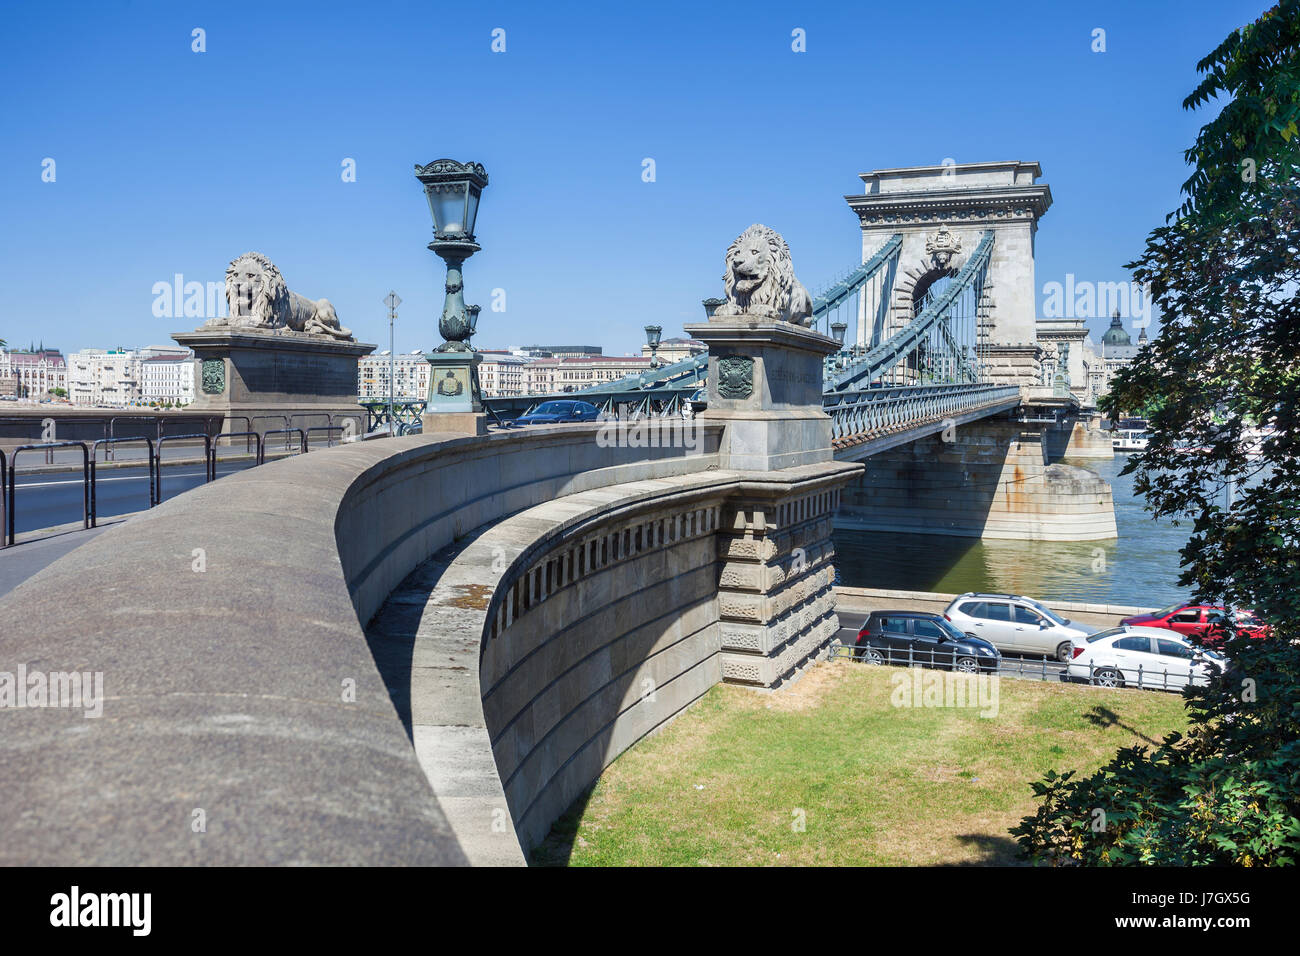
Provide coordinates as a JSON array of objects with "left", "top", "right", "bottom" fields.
[
  {"left": 260, "top": 428, "right": 306, "bottom": 463},
  {"left": 305, "top": 425, "right": 344, "bottom": 448},
  {"left": 484, "top": 384, "right": 701, "bottom": 423},
  {"left": 827, "top": 639, "right": 998, "bottom": 674},
  {"left": 0, "top": 418, "right": 357, "bottom": 546},
  {"left": 825, "top": 382, "right": 1021, "bottom": 446},
  {"left": 827, "top": 640, "right": 1211, "bottom": 691},
  {"left": 213, "top": 430, "right": 263, "bottom": 461},
  {"left": 155, "top": 434, "right": 214, "bottom": 504},
  {"left": 7, "top": 441, "right": 91, "bottom": 546},
  {"left": 0, "top": 449, "right": 7, "bottom": 548},
  {"left": 89, "top": 437, "right": 156, "bottom": 526}
]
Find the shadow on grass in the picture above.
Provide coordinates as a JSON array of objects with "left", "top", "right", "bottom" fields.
[
  {"left": 1084, "top": 704, "right": 1161, "bottom": 746},
  {"left": 940, "top": 833, "right": 1026, "bottom": 866}
]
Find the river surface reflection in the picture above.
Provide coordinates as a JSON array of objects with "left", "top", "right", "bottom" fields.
[{"left": 833, "top": 456, "right": 1193, "bottom": 607}]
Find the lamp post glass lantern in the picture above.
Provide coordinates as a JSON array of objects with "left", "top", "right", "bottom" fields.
[
  {"left": 645, "top": 324, "right": 662, "bottom": 369},
  {"left": 414, "top": 159, "right": 489, "bottom": 353}
]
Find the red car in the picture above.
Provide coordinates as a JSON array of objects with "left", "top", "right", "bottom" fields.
[{"left": 1119, "top": 603, "right": 1271, "bottom": 644}]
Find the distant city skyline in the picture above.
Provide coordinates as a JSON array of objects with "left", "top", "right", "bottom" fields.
[{"left": 0, "top": 0, "right": 1262, "bottom": 357}]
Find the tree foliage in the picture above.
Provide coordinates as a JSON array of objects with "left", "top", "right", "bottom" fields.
[{"left": 1013, "top": 1, "right": 1300, "bottom": 866}]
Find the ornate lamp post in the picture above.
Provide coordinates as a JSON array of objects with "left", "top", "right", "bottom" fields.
[
  {"left": 644, "top": 325, "right": 663, "bottom": 370},
  {"left": 414, "top": 159, "right": 489, "bottom": 434},
  {"left": 830, "top": 320, "right": 847, "bottom": 371}
]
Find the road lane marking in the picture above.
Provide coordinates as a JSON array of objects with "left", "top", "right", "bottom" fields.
[{"left": 14, "top": 470, "right": 231, "bottom": 489}]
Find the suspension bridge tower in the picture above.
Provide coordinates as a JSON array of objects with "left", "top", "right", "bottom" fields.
[{"left": 844, "top": 161, "right": 1051, "bottom": 386}]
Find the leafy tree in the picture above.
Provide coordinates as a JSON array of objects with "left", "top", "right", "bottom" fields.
[{"left": 1013, "top": 1, "right": 1300, "bottom": 866}]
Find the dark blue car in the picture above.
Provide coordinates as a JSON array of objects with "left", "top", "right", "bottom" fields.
[{"left": 511, "top": 400, "right": 600, "bottom": 426}]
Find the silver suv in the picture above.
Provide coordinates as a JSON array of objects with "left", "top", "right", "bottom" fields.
[{"left": 942, "top": 593, "right": 1095, "bottom": 662}]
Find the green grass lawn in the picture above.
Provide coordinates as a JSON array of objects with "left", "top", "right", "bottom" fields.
[{"left": 532, "top": 660, "right": 1190, "bottom": 866}]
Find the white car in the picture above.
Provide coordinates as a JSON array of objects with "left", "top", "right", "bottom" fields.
[
  {"left": 1063, "top": 626, "right": 1227, "bottom": 691},
  {"left": 942, "top": 592, "right": 1095, "bottom": 662}
]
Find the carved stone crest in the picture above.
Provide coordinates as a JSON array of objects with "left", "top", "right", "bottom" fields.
[
  {"left": 201, "top": 359, "right": 225, "bottom": 395},
  {"left": 925, "top": 225, "right": 962, "bottom": 269},
  {"left": 717, "top": 356, "right": 754, "bottom": 399}
]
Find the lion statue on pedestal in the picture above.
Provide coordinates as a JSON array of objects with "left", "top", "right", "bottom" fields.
[
  {"left": 714, "top": 224, "right": 814, "bottom": 326},
  {"left": 207, "top": 252, "right": 354, "bottom": 340}
]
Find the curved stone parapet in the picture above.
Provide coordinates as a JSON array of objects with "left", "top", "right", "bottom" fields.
[
  {"left": 0, "top": 426, "right": 725, "bottom": 864},
  {"left": 367, "top": 460, "right": 856, "bottom": 860}
]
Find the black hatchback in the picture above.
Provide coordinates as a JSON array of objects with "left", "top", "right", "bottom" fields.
[{"left": 855, "top": 610, "right": 1001, "bottom": 674}]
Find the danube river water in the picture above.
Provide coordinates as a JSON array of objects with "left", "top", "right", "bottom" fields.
[{"left": 832, "top": 455, "right": 1192, "bottom": 608}]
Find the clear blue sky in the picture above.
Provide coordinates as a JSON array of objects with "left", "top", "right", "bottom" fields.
[{"left": 0, "top": 0, "right": 1265, "bottom": 356}]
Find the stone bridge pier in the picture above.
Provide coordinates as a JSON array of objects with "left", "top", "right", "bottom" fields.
[{"left": 837, "top": 407, "right": 1116, "bottom": 541}]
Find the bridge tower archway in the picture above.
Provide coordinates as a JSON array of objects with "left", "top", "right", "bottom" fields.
[{"left": 845, "top": 161, "right": 1052, "bottom": 386}]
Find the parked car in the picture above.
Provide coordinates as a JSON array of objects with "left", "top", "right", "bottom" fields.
[
  {"left": 1119, "top": 602, "right": 1271, "bottom": 643},
  {"left": 942, "top": 592, "right": 1095, "bottom": 662},
  {"left": 510, "top": 400, "right": 600, "bottom": 425},
  {"left": 855, "top": 610, "right": 1000, "bottom": 674},
  {"left": 1062, "top": 626, "right": 1227, "bottom": 691}
]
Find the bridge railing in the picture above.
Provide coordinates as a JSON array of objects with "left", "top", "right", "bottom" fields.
[
  {"left": 2, "top": 419, "right": 351, "bottom": 546},
  {"left": 825, "top": 382, "right": 1021, "bottom": 445}
]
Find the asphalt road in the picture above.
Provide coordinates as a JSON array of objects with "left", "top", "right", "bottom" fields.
[{"left": 833, "top": 606, "right": 1070, "bottom": 682}]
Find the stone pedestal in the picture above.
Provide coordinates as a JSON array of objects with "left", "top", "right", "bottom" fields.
[
  {"left": 173, "top": 329, "right": 375, "bottom": 433},
  {"left": 686, "top": 316, "right": 864, "bottom": 687},
  {"left": 420, "top": 350, "right": 487, "bottom": 437},
  {"left": 683, "top": 318, "right": 839, "bottom": 471},
  {"left": 714, "top": 468, "right": 859, "bottom": 687}
]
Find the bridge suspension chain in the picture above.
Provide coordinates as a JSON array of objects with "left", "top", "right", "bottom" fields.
[{"left": 826, "top": 230, "right": 995, "bottom": 392}]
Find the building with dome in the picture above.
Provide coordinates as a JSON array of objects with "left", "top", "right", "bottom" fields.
[
  {"left": 1035, "top": 310, "right": 1150, "bottom": 405},
  {"left": 1096, "top": 310, "right": 1149, "bottom": 398}
]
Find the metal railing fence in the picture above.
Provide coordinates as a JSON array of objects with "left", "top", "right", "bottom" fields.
[
  {"left": 827, "top": 639, "right": 1211, "bottom": 692},
  {"left": 0, "top": 416, "right": 359, "bottom": 546}
]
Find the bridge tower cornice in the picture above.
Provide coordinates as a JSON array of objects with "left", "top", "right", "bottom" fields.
[{"left": 843, "top": 184, "right": 1053, "bottom": 225}]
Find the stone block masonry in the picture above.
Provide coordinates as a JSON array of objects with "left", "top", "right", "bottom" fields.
[{"left": 838, "top": 415, "right": 1116, "bottom": 541}]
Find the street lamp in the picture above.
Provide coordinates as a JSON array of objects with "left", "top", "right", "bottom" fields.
[
  {"left": 645, "top": 324, "right": 663, "bottom": 370},
  {"left": 414, "top": 159, "right": 489, "bottom": 352},
  {"left": 414, "top": 158, "right": 490, "bottom": 436},
  {"left": 384, "top": 291, "right": 401, "bottom": 432},
  {"left": 830, "top": 320, "right": 847, "bottom": 370}
]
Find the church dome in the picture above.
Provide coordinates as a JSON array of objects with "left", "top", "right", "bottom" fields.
[{"left": 1101, "top": 311, "right": 1132, "bottom": 347}]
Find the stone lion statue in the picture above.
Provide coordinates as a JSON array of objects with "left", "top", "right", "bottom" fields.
[
  {"left": 207, "top": 252, "right": 353, "bottom": 340},
  {"left": 715, "top": 224, "right": 814, "bottom": 326}
]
